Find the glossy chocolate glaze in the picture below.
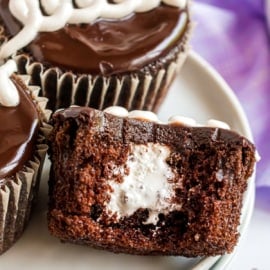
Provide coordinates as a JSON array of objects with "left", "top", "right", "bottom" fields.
[
  {"left": 0, "top": 76, "right": 39, "bottom": 180},
  {"left": 0, "top": 1, "right": 188, "bottom": 75}
]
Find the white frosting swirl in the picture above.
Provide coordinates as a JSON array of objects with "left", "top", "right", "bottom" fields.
[{"left": 0, "top": 60, "right": 19, "bottom": 107}]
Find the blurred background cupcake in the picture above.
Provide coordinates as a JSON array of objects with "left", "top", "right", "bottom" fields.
[
  {"left": 0, "top": 60, "right": 51, "bottom": 254},
  {"left": 0, "top": 0, "right": 191, "bottom": 112}
]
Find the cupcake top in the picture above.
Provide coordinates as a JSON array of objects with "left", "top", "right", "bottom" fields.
[
  {"left": 0, "top": 61, "right": 40, "bottom": 180},
  {"left": 0, "top": 0, "right": 189, "bottom": 75},
  {"left": 103, "top": 106, "right": 231, "bottom": 129}
]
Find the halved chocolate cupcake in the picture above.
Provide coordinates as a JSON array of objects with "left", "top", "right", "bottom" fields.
[
  {"left": 48, "top": 106, "right": 257, "bottom": 256},
  {"left": 0, "top": 0, "right": 191, "bottom": 112},
  {"left": 0, "top": 60, "right": 51, "bottom": 254}
]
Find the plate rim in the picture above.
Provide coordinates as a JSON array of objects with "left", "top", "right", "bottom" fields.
[
  {"left": 186, "top": 51, "right": 256, "bottom": 270},
  {"left": 187, "top": 51, "right": 253, "bottom": 141}
]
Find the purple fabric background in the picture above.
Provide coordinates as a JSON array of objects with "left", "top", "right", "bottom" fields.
[{"left": 191, "top": 0, "right": 270, "bottom": 188}]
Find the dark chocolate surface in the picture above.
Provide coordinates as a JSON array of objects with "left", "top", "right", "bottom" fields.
[
  {"left": 55, "top": 106, "right": 254, "bottom": 147},
  {"left": 0, "top": 76, "right": 39, "bottom": 180},
  {"left": 0, "top": 1, "right": 188, "bottom": 75}
]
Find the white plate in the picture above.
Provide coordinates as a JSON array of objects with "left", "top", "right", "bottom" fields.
[{"left": 0, "top": 51, "right": 255, "bottom": 269}]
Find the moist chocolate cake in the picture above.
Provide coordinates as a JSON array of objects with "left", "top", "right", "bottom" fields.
[
  {"left": 0, "top": 0, "right": 191, "bottom": 111},
  {"left": 48, "top": 106, "right": 256, "bottom": 257}
]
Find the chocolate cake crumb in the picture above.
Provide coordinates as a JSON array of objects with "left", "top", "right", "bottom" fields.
[{"left": 48, "top": 107, "right": 256, "bottom": 257}]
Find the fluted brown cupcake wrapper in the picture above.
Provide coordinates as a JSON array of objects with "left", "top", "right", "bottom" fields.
[
  {"left": 0, "top": 76, "right": 52, "bottom": 254},
  {"left": 14, "top": 54, "right": 186, "bottom": 113}
]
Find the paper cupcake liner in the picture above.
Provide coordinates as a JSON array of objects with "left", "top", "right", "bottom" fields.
[
  {"left": 13, "top": 21, "right": 191, "bottom": 113},
  {"left": 0, "top": 76, "right": 52, "bottom": 254},
  {"left": 13, "top": 56, "right": 177, "bottom": 112}
]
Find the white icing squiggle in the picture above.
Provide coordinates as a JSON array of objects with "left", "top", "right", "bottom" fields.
[
  {"left": 104, "top": 106, "right": 129, "bottom": 118},
  {"left": 168, "top": 115, "right": 196, "bottom": 127},
  {"left": 0, "top": 60, "right": 19, "bottom": 107},
  {"left": 0, "top": 0, "right": 187, "bottom": 61},
  {"left": 128, "top": 110, "right": 159, "bottom": 122},
  {"left": 255, "top": 151, "right": 261, "bottom": 162},
  {"left": 207, "top": 119, "right": 230, "bottom": 130},
  {"left": 105, "top": 106, "right": 160, "bottom": 122},
  {"left": 104, "top": 106, "right": 231, "bottom": 130}
]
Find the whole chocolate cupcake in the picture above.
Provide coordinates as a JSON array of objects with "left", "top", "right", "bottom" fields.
[
  {"left": 0, "top": 60, "right": 51, "bottom": 254},
  {"left": 0, "top": 0, "right": 191, "bottom": 111}
]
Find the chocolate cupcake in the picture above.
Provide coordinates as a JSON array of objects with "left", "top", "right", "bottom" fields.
[
  {"left": 0, "top": 0, "right": 191, "bottom": 112},
  {"left": 0, "top": 60, "right": 51, "bottom": 254},
  {"left": 48, "top": 106, "right": 257, "bottom": 256}
]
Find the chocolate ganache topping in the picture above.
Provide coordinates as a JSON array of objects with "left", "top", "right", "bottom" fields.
[
  {"left": 0, "top": 0, "right": 189, "bottom": 75},
  {"left": 0, "top": 76, "right": 39, "bottom": 180}
]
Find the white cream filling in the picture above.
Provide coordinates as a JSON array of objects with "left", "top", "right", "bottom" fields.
[
  {"left": 106, "top": 143, "right": 177, "bottom": 225},
  {"left": 168, "top": 115, "right": 197, "bottom": 127}
]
